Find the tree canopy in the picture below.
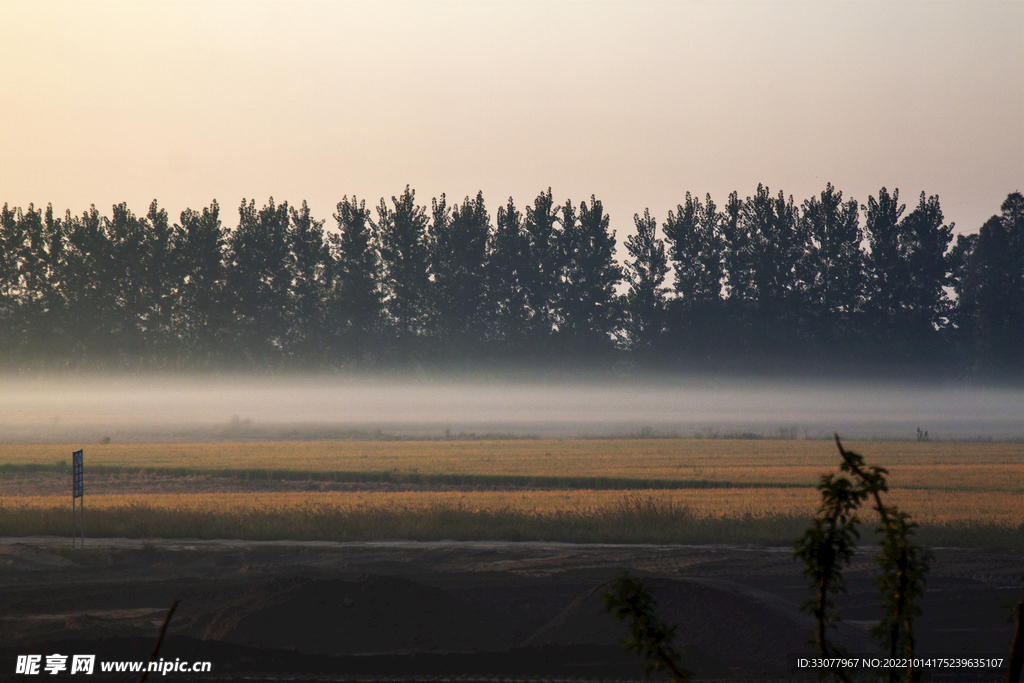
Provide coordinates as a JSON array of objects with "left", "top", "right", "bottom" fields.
[{"left": 1, "top": 186, "right": 1021, "bottom": 379}]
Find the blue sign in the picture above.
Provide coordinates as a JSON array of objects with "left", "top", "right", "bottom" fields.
[{"left": 72, "top": 450, "right": 83, "bottom": 499}]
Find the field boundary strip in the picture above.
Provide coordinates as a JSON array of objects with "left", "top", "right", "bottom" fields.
[
  {"left": 5, "top": 463, "right": 1023, "bottom": 493},
  {"left": 0, "top": 462, "right": 818, "bottom": 491}
]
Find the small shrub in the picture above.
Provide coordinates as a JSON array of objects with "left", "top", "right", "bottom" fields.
[{"left": 794, "top": 436, "right": 931, "bottom": 683}]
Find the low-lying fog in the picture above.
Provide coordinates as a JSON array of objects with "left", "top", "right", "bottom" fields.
[{"left": 0, "top": 375, "right": 1021, "bottom": 443}]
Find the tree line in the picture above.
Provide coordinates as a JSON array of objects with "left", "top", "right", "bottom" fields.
[{"left": 1, "top": 185, "right": 1021, "bottom": 378}]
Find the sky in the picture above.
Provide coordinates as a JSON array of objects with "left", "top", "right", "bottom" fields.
[{"left": 2, "top": 0, "right": 1022, "bottom": 242}]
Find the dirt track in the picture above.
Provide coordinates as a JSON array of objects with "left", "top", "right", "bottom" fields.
[{"left": 1, "top": 538, "right": 1021, "bottom": 681}]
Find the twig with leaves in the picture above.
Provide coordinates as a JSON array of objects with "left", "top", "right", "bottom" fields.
[
  {"left": 834, "top": 436, "right": 932, "bottom": 683},
  {"left": 601, "top": 571, "right": 689, "bottom": 682},
  {"left": 794, "top": 436, "right": 932, "bottom": 683},
  {"left": 793, "top": 466, "right": 865, "bottom": 683}
]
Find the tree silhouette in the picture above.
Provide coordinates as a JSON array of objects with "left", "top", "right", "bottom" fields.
[
  {"left": 863, "top": 189, "right": 955, "bottom": 367},
  {"left": 662, "top": 193, "right": 725, "bottom": 367},
  {"left": 328, "top": 196, "right": 382, "bottom": 367},
  {"left": 0, "top": 186, "right": 1018, "bottom": 374},
  {"left": 428, "top": 192, "right": 491, "bottom": 360},
  {"left": 0, "top": 204, "right": 49, "bottom": 363},
  {"left": 286, "top": 200, "right": 330, "bottom": 364},
  {"left": 17, "top": 205, "right": 68, "bottom": 364},
  {"left": 59, "top": 205, "right": 115, "bottom": 364},
  {"left": 377, "top": 186, "right": 431, "bottom": 360},
  {"left": 555, "top": 195, "right": 622, "bottom": 358},
  {"left": 900, "top": 193, "right": 954, "bottom": 362},
  {"left": 664, "top": 193, "right": 724, "bottom": 306},
  {"left": 622, "top": 209, "right": 669, "bottom": 358},
  {"left": 957, "top": 192, "right": 1024, "bottom": 378},
  {"left": 486, "top": 196, "right": 532, "bottom": 358},
  {"left": 0, "top": 204, "right": 28, "bottom": 364},
  {"left": 520, "top": 188, "right": 562, "bottom": 357},
  {"left": 172, "top": 201, "right": 228, "bottom": 366},
  {"left": 798, "top": 184, "right": 866, "bottom": 366},
  {"left": 226, "top": 198, "right": 293, "bottom": 365},
  {"left": 743, "top": 185, "right": 806, "bottom": 364}
]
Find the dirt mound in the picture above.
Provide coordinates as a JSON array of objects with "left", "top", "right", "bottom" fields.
[
  {"left": 525, "top": 576, "right": 878, "bottom": 676},
  {"left": 0, "top": 543, "right": 76, "bottom": 569},
  {"left": 201, "top": 575, "right": 505, "bottom": 655}
]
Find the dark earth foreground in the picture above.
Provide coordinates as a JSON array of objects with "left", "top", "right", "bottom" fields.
[{"left": 1, "top": 539, "right": 1021, "bottom": 682}]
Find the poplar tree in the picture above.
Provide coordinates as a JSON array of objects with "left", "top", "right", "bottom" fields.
[
  {"left": 0, "top": 185, "right": 1018, "bottom": 374},
  {"left": 863, "top": 187, "right": 907, "bottom": 359},
  {"left": 59, "top": 205, "right": 113, "bottom": 364},
  {"left": 555, "top": 195, "right": 621, "bottom": 357},
  {"left": 663, "top": 193, "right": 724, "bottom": 305},
  {"left": 742, "top": 185, "right": 805, "bottom": 327},
  {"left": 798, "top": 184, "right": 866, "bottom": 361},
  {"left": 328, "top": 196, "right": 382, "bottom": 366},
  {"left": 957, "top": 192, "right": 1024, "bottom": 376},
  {"left": 287, "top": 200, "right": 330, "bottom": 363},
  {"left": 0, "top": 204, "right": 68, "bottom": 365},
  {"left": 0, "top": 204, "right": 26, "bottom": 363},
  {"left": 486, "top": 196, "right": 531, "bottom": 356},
  {"left": 901, "top": 193, "right": 954, "bottom": 359},
  {"left": 662, "top": 193, "right": 726, "bottom": 366},
  {"left": 428, "top": 191, "right": 491, "bottom": 359},
  {"left": 622, "top": 208, "right": 669, "bottom": 356},
  {"left": 714, "top": 186, "right": 807, "bottom": 368},
  {"left": 173, "top": 201, "right": 228, "bottom": 365},
  {"left": 105, "top": 202, "right": 159, "bottom": 360},
  {"left": 520, "top": 188, "right": 562, "bottom": 356},
  {"left": 227, "top": 198, "right": 293, "bottom": 365},
  {"left": 864, "top": 189, "right": 954, "bottom": 365},
  {"left": 377, "top": 186, "right": 431, "bottom": 357}
]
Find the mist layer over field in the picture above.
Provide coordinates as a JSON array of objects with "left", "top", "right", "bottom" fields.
[{"left": 0, "top": 375, "right": 1020, "bottom": 443}]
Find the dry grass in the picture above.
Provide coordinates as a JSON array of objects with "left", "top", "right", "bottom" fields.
[
  {"left": 2, "top": 488, "right": 1020, "bottom": 546},
  {"left": 5, "top": 488, "right": 1020, "bottom": 524}
]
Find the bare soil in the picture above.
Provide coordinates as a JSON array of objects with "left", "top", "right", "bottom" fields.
[{"left": 1, "top": 538, "right": 1020, "bottom": 681}]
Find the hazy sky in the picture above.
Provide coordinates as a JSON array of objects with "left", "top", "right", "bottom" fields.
[{"left": 2, "top": 0, "right": 1021, "bottom": 241}]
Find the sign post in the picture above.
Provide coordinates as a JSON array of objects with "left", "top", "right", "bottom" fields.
[{"left": 72, "top": 450, "right": 83, "bottom": 548}]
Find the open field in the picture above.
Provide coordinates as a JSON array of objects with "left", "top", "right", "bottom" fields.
[
  {"left": 2, "top": 439, "right": 1024, "bottom": 488},
  {"left": 2, "top": 439, "right": 1022, "bottom": 546},
  {"left": 2, "top": 439, "right": 1022, "bottom": 679}
]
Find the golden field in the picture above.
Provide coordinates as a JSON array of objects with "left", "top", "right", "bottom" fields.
[
  {"left": 2, "top": 439, "right": 1021, "bottom": 545},
  {"left": 2, "top": 439, "right": 1023, "bottom": 490},
  {"left": 4, "top": 488, "right": 1023, "bottom": 525}
]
